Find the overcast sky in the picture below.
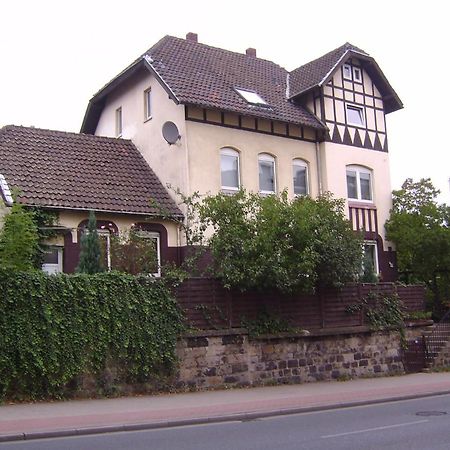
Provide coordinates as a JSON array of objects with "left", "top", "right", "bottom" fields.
[{"left": 1, "top": 0, "right": 448, "bottom": 203}]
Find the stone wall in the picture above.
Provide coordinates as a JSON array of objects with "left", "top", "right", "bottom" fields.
[{"left": 176, "top": 327, "right": 424, "bottom": 389}]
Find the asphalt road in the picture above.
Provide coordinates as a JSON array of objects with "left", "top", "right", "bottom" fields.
[{"left": 2, "top": 394, "right": 449, "bottom": 450}]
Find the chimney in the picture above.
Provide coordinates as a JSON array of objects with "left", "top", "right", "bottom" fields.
[
  {"left": 186, "top": 32, "right": 198, "bottom": 43},
  {"left": 246, "top": 48, "right": 257, "bottom": 57}
]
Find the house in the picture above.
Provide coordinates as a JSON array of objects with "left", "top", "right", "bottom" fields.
[
  {"left": 81, "top": 33, "right": 402, "bottom": 280},
  {"left": 0, "top": 125, "right": 183, "bottom": 273}
]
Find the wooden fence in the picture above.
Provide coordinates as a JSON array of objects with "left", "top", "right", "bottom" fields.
[{"left": 175, "top": 278, "right": 426, "bottom": 330}]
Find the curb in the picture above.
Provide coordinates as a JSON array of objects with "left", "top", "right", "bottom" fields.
[{"left": 1, "top": 389, "right": 450, "bottom": 443}]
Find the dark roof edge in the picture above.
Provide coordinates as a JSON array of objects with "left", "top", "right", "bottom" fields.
[
  {"left": 19, "top": 203, "right": 184, "bottom": 221},
  {"left": 288, "top": 50, "right": 403, "bottom": 114},
  {"left": 81, "top": 55, "right": 181, "bottom": 135}
]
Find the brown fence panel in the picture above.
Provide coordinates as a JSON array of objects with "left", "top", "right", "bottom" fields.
[{"left": 175, "top": 279, "right": 426, "bottom": 331}]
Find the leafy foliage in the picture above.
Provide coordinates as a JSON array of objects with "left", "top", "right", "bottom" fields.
[
  {"left": 241, "top": 312, "right": 294, "bottom": 337},
  {"left": 76, "top": 211, "right": 104, "bottom": 274},
  {"left": 346, "top": 292, "right": 406, "bottom": 342},
  {"left": 28, "top": 207, "right": 60, "bottom": 269},
  {"left": 110, "top": 228, "right": 159, "bottom": 275},
  {"left": 198, "top": 190, "right": 363, "bottom": 293},
  {"left": 0, "top": 201, "right": 39, "bottom": 271},
  {"left": 385, "top": 178, "right": 450, "bottom": 315},
  {"left": 0, "top": 270, "right": 184, "bottom": 400}
]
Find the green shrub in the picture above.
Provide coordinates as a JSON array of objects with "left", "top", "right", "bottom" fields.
[
  {"left": 0, "top": 202, "right": 39, "bottom": 271},
  {"left": 0, "top": 270, "right": 184, "bottom": 400}
]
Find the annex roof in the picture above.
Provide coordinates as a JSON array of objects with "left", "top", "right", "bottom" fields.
[
  {"left": 289, "top": 42, "right": 403, "bottom": 114},
  {"left": 0, "top": 125, "right": 183, "bottom": 218}
]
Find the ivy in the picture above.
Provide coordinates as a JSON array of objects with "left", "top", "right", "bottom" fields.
[
  {"left": 241, "top": 312, "right": 294, "bottom": 338},
  {"left": 0, "top": 270, "right": 184, "bottom": 401},
  {"left": 346, "top": 292, "right": 406, "bottom": 344}
]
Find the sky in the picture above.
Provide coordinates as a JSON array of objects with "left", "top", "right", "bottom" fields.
[{"left": 1, "top": 0, "right": 449, "bottom": 203}]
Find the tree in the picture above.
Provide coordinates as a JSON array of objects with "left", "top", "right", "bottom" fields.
[
  {"left": 110, "top": 228, "right": 159, "bottom": 275},
  {"left": 76, "top": 211, "right": 104, "bottom": 274},
  {"left": 198, "top": 190, "right": 363, "bottom": 294},
  {"left": 385, "top": 178, "right": 450, "bottom": 315},
  {"left": 0, "top": 201, "right": 39, "bottom": 271}
]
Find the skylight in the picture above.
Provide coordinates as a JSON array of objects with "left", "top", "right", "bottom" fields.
[
  {"left": 235, "top": 88, "right": 267, "bottom": 105},
  {"left": 0, "top": 174, "right": 13, "bottom": 205}
]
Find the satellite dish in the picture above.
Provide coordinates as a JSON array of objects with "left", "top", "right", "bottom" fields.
[{"left": 162, "top": 121, "right": 180, "bottom": 145}]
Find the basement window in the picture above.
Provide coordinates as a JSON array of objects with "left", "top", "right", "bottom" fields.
[{"left": 235, "top": 88, "right": 267, "bottom": 106}]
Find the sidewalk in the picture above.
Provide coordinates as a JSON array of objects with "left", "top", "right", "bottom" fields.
[{"left": 1, "top": 372, "right": 450, "bottom": 442}]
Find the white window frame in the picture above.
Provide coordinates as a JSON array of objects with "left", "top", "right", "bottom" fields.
[
  {"left": 235, "top": 88, "right": 267, "bottom": 105},
  {"left": 346, "top": 165, "right": 373, "bottom": 202},
  {"left": 363, "top": 241, "right": 379, "bottom": 275},
  {"left": 258, "top": 153, "right": 276, "bottom": 194},
  {"left": 353, "top": 66, "right": 362, "bottom": 82},
  {"left": 343, "top": 64, "right": 352, "bottom": 80},
  {"left": 345, "top": 104, "right": 365, "bottom": 127},
  {"left": 98, "top": 229, "right": 112, "bottom": 271},
  {"left": 41, "top": 246, "right": 63, "bottom": 274},
  {"left": 292, "top": 159, "right": 309, "bottom": 196},
  {"left": 220, "top": 148, "right": 241, "bottom": 191},
  {"left": 136, "top": 230, "right": 161, "bottom": 277},
  {"left": 144, "top": 88, "right": 152, "bottom": 121},
  {"left": 115, "top": 106, "right": 122, "bottom": 137}
]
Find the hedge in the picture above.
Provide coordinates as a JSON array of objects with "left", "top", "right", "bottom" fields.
[{"left": 0, "top": 270, "right": 184, "bottom": 400}]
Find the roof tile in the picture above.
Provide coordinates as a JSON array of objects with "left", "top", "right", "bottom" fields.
[{"left": 0, "top": 125, "right": 183, "bottom": 218}]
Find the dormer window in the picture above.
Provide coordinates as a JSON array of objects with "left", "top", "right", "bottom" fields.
[
  {"left": 235, "top": 88, "right": 267, "bottom": 105},
  {"left": 343, "top": 64, "right": 352, "bottom": 80}
]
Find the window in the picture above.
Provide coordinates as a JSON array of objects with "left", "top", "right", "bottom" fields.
[
  {"left": 343, "top": 64, "right": 352, "bottom": 80},
  {"left": 363, "top": 241, "right": 379, "bottom": 275},
  {"left": 144, "top": 88, "right": 152, "bottom": 120},
  {"left": 258, "top": 153, "right": 276, "bottom": 194},
  {"left": 346, "top": 104, "right": 365, "bottom": 126},
  {"left": 292, "top": 159, "right": 309, "bottom": 196},
  {"left": 346, "top": 165, "right": 373, "bottom": 201},
  {"left": 353, "top": 67, "right": 362, "bottom": 82},
  {"left": 42, "top": 246, "right": 63, "bottom": 274},
  {"left": 235, "top": 88, "right": 267, "bottom": 105},
  {"left": 136, "top": 230, "right": 161, "bottom": 277},
  {"left": 115, "top": 107, "right": 122, "bottom": 137},
  {"left": 220, "top": 148, "right": 240, "bottom": 191},
  {"left": 98, "top": 229, "right": 112, "bottom": 271}
]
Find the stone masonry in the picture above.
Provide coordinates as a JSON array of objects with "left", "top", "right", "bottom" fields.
[{"left": 176, "top": 328, "right": 423, "bottom": 389}]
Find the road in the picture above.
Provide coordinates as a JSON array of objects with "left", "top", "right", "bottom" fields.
[{"left": 1, "top": 394, "right": 449, "bottom": 450}]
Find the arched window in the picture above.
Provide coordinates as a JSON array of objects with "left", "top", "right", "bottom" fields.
[
  {"left": 346, "top": 165, "right": 373, "bottom": 201},
  {"left": 258, "top": 153, "right": 276, "bottom": 194},
  {"left": 292, "top": 159, "right": 309, "bottom": 196},
  {"left": 220, "top": 148, "right": 240, "bottom": 191}
]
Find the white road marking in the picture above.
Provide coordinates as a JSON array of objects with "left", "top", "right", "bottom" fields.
[{"left": 321, "top": 419, "right": 429, "bottom": 438}]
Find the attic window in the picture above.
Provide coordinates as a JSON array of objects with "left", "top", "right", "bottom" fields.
[
  {"left": 343, "top": 64, "right": 352, "bottom": 80},
  {"left": 346, "top": 104, "right": 365, "bottom": 126},
  {"left": 0, "top": 174, "right": 13, "bottom": 205},
  {"left": 353, "top": 67, "right": 362, "bottom": 82},
  {"left": 235, "top": 88, "right": 267, "bottom": 106}
]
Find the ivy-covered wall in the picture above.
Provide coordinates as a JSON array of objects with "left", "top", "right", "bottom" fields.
[{"left": 0, "top": 270, "right": 184, "bottom": 401}]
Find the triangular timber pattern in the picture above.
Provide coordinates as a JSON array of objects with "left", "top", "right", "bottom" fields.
[{"left": 327, "top": 123, "right": 388, "bottom": 152}]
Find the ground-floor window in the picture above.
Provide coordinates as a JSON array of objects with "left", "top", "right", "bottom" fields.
[
  {"left": 41, "top": 246, "right": 63, "bottom": 274},
  {"left": 363, "top": 241, "right": 379, "bottom": 275}
]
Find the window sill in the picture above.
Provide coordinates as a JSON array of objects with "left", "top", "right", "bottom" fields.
[{"left": 348, "top": 200, "right": 375, "bottom": 209}]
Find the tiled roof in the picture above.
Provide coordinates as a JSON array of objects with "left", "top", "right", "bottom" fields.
[
  {"left": 0, "top": 125, "right": 183, "bottom": 218},
  {"left": 289, "top": 43, "right": 369, "bottom": 98},
  {"left": 144, "top": 36, "right": 324, "bottom": 129}
]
